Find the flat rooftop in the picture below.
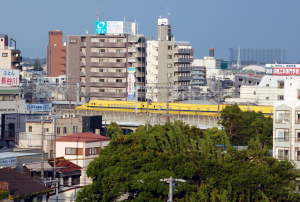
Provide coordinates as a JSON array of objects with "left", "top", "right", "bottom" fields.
[{"left": 0, "top": 152, "right": 40, "bottom": 159}]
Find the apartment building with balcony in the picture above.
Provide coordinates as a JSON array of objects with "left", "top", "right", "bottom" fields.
[
  {"left": 146, "top": 18, "right": 193, "bottom": 102},
  {"left": 0, "top": 34, "right": 22, "bottom": 70},
  {"left": 66, "top": 23, "right": 146, "bottom": 102},
  {"left": 273, "top": 77, "right": 300, "bottom": 168}
]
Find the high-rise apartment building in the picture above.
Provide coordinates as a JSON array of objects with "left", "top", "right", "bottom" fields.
[
  {"left": 146, "top": 18, "right": 193, "bottom": 102},
  {"left": 47, "top": 30, "right": 66, "bottom": 77},
  {"left": 66, "top": 21, "right": 146, "bottom": 101},
  {"left": 0, "top": 34, "right": 22, "bottom": 70}
]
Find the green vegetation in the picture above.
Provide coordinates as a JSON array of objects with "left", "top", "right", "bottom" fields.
[
  {"left": 105, "top": 122, "right": 123, "bottom": 138},
  {"left": 0, "top": 191, "right": 9, "bottom": 200},
  {"left": 77, "top": 106, "right": 299, "bottom": 202},
  {"left": 219, "top": 104, "right": 273, "bottom": 148}
]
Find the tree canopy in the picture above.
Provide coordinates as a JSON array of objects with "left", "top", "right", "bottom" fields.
[
  {"left": 219, "top": 104, "right": 273, "bottom": 148},
  {"left": 77, "top": 121, "right": 298, "bottom": 202}
]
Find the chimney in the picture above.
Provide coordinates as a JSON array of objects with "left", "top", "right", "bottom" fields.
[{"left": 209, "top": 48, "right": 215, "bottom": 57}]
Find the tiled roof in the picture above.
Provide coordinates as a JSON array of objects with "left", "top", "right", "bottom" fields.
[
  {"left": 56, "top": 132, "right": 110, "bottom": 143},
  {"left": 0, "top": 168, "right": 49, "bottom": 198},
  {"left": 49, "top": 157, "right": 82, "bottom": 173}
]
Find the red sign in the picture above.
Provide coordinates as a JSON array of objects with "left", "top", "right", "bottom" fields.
[{"left": 272, "top": 68, "right": 300, "bottom": 76}]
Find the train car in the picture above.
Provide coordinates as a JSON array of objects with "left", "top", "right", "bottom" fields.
[{"left": 76, "top": 100, "right": 273, "bottom": 117}]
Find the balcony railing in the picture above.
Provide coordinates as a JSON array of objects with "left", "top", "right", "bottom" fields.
[
  {"left": 90, "top": 52, "right": 126, "bottom": 58},
  {"left": 90, "top": 42, "right": 126, "bottom": 48},
  {"left": 90, "top": 62, "right": 126, "bottom": 68},
  {"left": 89, "top": 92, "right": 127, "bottom": 98},
  {"left": 89, "top": 82, "right": 127, "bottom": 88},
  {"left": 88, "top": 72, "right": 127, "bottom": 78}
]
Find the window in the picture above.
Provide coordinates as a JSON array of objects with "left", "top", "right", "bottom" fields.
[
  {"left": 63, "top": 127, "right": 67, "bottom": 134},
  {"left": 116, "top": 59, "right": 122, "bottom": 63},
  {"left": 277, "top": 149, "right": 289, "bottom": 160},
  {"left": 99, "top": 69, "right": 104, "bottom": 72},
  {"left": 28, "top": 126, "right": 32, "bottom": 132},
  {"left": 116, "top": 79, "right": 122, "bottom": 83},
  {"left": 116, "top": 69, "right": 122, "bottom": 73},
  {"left": 266, "top": 84, "right": 270, "bottom": 87},
  {"left": 2, "top": 53, "right": 8, "bottom": 57},
  {"left": 117, "top": 39, "right": 122, "bottom": 43},
  {"left": 73, "top": 126, "right": 78, "bottom": 133},
  {"left": 65, "top": 148, "right": 77, "bottom": 155},
  {"left": 276, "top": 110, "right": 290, "bottom": 123},
  {"left": 296, "top": 130, "right": 300, "bottom": 142},
  {"left": 278, "top": 81, "right": 284, "bottom": 89},
  {"left": 57, "top": 127, "right": 60, "bottom": 134},
  {"left": 275, "top": 129, "right": 289, "bottom": 142},
  {"left": 100, "top": 39, "right": 105, "bottom": 42},
  {"left": 278, "top": 95, "right": 284, "bottom": 100},
  {"left": 99, "top": 79, "right": 105, "bottom": 82},
  {"left": 168, "top": 45, "right": 172, "bottom": 50},
  {"left": 100, "top": 49, "right": 105, "bottom": 53},
  {"left": 99, "top": 89, "right": 105, "bottom": 92},
  {"left": 46, "top": 128, "right": 49, "bottom": 132},
  {"left": 167, "top": 63, "right": 172, "bottom": 68},
  {"left": 296, "top": 111, "right": 300, "bottom": 124},
  {"left": 168, "top": 55, "right": 172, "bottom": 59}
]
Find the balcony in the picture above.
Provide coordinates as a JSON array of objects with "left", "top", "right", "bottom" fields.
[
  {"left": 90, "top": 62, "right": 126, "bottom": 68},
  {"left": 90, "top": 92, "right": 127, "bottom": 98},
  {"left": 177, "top": 49, "right": 193, "bottom": 55},
  {"left": 89, "top": 82, "right": 127, "bottom": 88},
  {"left": 90, "top": 42, "right": 126, "bottom": 48},
  {"left": 175, "top": 58, "right": 193, "bottom": 63},
  {"left": 176, "top": 67, "right": 191, "bottom": 72},
  {"left": 275, "top": 137, "right": 289, "bottom": 142},
  {"left": 88, "top": 72, "right": 127, "bottom": 78},
  {"left": 90, "top": 52, "right": 126, "bottom": 58},
  {"left": 178, "top": 76, "right": 192, "bottom": 81},
  {"left": 135, "top": 71, "right": 145, "bottom": 78}
]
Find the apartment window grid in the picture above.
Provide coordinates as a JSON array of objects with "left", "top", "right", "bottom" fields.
[
  {"left": 275, "top": 128, "right": 289, "bottom": 142},
  {"left": 275, "top": 110, "right": 290, "bottom": 124},
  {"left": 296, "top": 111, "right": 300, "bottom": 124},
  {"left": 296, "top": 147, "right": 300, "bottom": 161},
  {"left": 277, "top": 148, "right": 289, "bottom": 160}
]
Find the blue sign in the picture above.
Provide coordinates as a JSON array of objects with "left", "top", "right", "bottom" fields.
[
  {"left": 27, "top": 103, "right": 52, "bottom": 112},
  {"left": 96, "top": 21, "right": 107, "bottom": 34},
  {"left": 0, "top": 157, "right": 16, "bottom": 167}
]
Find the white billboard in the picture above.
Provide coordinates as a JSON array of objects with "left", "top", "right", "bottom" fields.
[
  {"left": 96, "top": 21, "right": 137, "bottom": 35},
  {"left": 0, "top": 69, "right": 19, "bottom": 86},
  {"left": 127, "top": 67, "right": 136, "bottom": 101}
]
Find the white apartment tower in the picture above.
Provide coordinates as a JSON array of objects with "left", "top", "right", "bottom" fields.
[
  {"left": 146, "top": 18, "right": 193, "bottom": 102},
  {"left": 273, "top": 77, "right": 300, "bottom": 168}
]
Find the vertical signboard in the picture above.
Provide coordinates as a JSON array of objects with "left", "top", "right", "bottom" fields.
[
  {"left": 127, "top": 67, "right": 136, "bottom": 101},
  {"left": 96, "top": 21, "right": 107, "bottom": 34},
  {"left": 0, "top": 69, "right": 19, "bottom": 87}
]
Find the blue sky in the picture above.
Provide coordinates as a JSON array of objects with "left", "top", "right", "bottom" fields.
[{"left": 1, "top": 0, "right": 300, "bottom": 61}]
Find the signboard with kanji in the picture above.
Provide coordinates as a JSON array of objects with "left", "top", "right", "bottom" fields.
[{"left": 0, "top": 69, "right": 19, "bottom": 86}]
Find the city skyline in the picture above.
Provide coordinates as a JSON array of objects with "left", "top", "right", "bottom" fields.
[{"left": 1, "top": 0, "right": 300, "bottom": 62}]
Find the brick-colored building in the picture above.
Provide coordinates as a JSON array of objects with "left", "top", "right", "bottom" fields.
[{"left": 47, "top": 30, "right": 66, "bottom": 77}]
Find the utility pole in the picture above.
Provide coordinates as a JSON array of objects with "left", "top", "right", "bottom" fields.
[
  {"left": 41, "top": 118, "right": 45, "bottom": 181},
  {"left": 160, "top": 176, "right": 186, "bottom": 202}
]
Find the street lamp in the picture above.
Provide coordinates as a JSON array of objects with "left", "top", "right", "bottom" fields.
[{"left": 160, "top": 176, "right": 186, "bottom": 202}]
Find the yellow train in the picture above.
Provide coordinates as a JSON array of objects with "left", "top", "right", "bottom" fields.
[{"left": 76, "top": 100, "right": 273, "bottom": 117}]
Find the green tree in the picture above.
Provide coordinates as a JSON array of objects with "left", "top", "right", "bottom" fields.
[
  {"left": 219, "top": 105, "right": 273, "bottom": 148},
  {"left": 105, "top": 122, "right": 123, "bottom": 138},
  {"left": 76, "top": 122, "right": 298, "bottom": 202}
]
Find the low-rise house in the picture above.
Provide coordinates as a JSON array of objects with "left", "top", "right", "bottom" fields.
[
  {"left": 56, "top": 132, "right": 110, "bottom": 185},
  {"left": 0, "top": 168, "right": 49, "bottom": 201}
]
